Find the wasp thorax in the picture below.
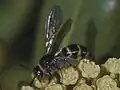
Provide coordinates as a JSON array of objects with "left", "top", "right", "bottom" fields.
[{"left": 39, "top": 54, "right": 54, "bottom": 68}]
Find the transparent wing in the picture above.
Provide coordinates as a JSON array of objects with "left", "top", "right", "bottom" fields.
[
  {"left": 45, "top": 5, "right": 63, "bottom": 54},
  {"left": 52, "top": 19, "right": 72, "bottom": 54}
]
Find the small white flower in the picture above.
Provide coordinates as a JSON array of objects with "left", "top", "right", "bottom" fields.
[
  {"left": 33, "top": 77, "right": 49, "bottom": 89},
  {"left": 48, "top": 77, "right": 58, "bottom": 85},
  {"left": 73, "top": 84, "right": 94, "bottom": 90},
  {"left": 96, "top": 75, "right": 118, "bottom": 90},
  {"left": 78, "top": 59, "right": 100, "bottom": 79},
  {"left": 45, "top": 84, "right": 66, "bottom": 90},
  {"left": 59, "top": 66, "right": 79, "bottom": 85},
  {"left": 20, "top": 86, "right": 34, "bottom": 90},
  {"left": 102, "top": 58, "right": 120, "bottom": 74},
  {"left": 77, "top": 78, "right": 86, "bottom": 85}
]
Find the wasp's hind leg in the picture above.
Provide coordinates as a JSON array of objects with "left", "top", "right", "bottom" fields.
[
  {"left": 65, "top": 59, "right": 72, "bottom": 66},
  {"left": 63, "top": 58, "right": 73, "bottom": 68},
  {"left": 48, "top": 69, "right": 62, "bottom": 84},
  {"left": 46, "top": 65, "right": 62, "bottom": 84}
]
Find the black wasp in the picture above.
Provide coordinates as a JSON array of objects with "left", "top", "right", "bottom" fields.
[{"left": 30, "top": 5, "right": 92, "bottom": 85}]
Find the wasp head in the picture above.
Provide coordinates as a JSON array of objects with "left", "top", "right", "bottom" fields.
[
  {"left": 33, "top": 65, "right": 43, "bottom": 79},
  {"left": 30, "top": 65, "right": 43, "bottom": 86}
]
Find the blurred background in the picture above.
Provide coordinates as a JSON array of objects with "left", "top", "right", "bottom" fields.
[{"left": 0, "top": 0, "right": 120, "bottom": 90}]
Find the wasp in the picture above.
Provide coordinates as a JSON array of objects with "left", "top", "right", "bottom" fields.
[{"left": 30, "top": 5, "right": 92, "bottom": 86}]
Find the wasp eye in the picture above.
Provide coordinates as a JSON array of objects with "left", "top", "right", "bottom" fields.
[{"left": 34, "top": 66, "right": 43, "bottom": 79}]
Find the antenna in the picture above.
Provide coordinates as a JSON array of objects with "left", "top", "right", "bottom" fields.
[{"left": 30, "top": 76, "right": 36, "bottom": 86}]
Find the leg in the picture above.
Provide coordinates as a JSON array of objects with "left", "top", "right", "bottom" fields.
[{"left": 64, "top": 58, "right": 72, "bottom": 67}]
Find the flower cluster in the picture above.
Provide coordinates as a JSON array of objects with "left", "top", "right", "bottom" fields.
[{"left": 21, "top": 58, "right": 120, "bottom": 90}]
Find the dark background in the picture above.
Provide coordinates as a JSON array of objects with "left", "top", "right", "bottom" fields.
[{"left": 0, "top": 0, "right": 120, "bottom": 90}]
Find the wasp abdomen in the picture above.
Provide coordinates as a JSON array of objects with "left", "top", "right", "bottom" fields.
[{"left": 60, "top": 44, "right": 89, "bottom": 59}]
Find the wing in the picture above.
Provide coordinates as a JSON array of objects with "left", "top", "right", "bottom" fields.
[
  {"left": 51, "top": 19, "right": 72, "bottom": 54},
  {"left": 45, "top": 5, "right": 63, "bottom": 54}
]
